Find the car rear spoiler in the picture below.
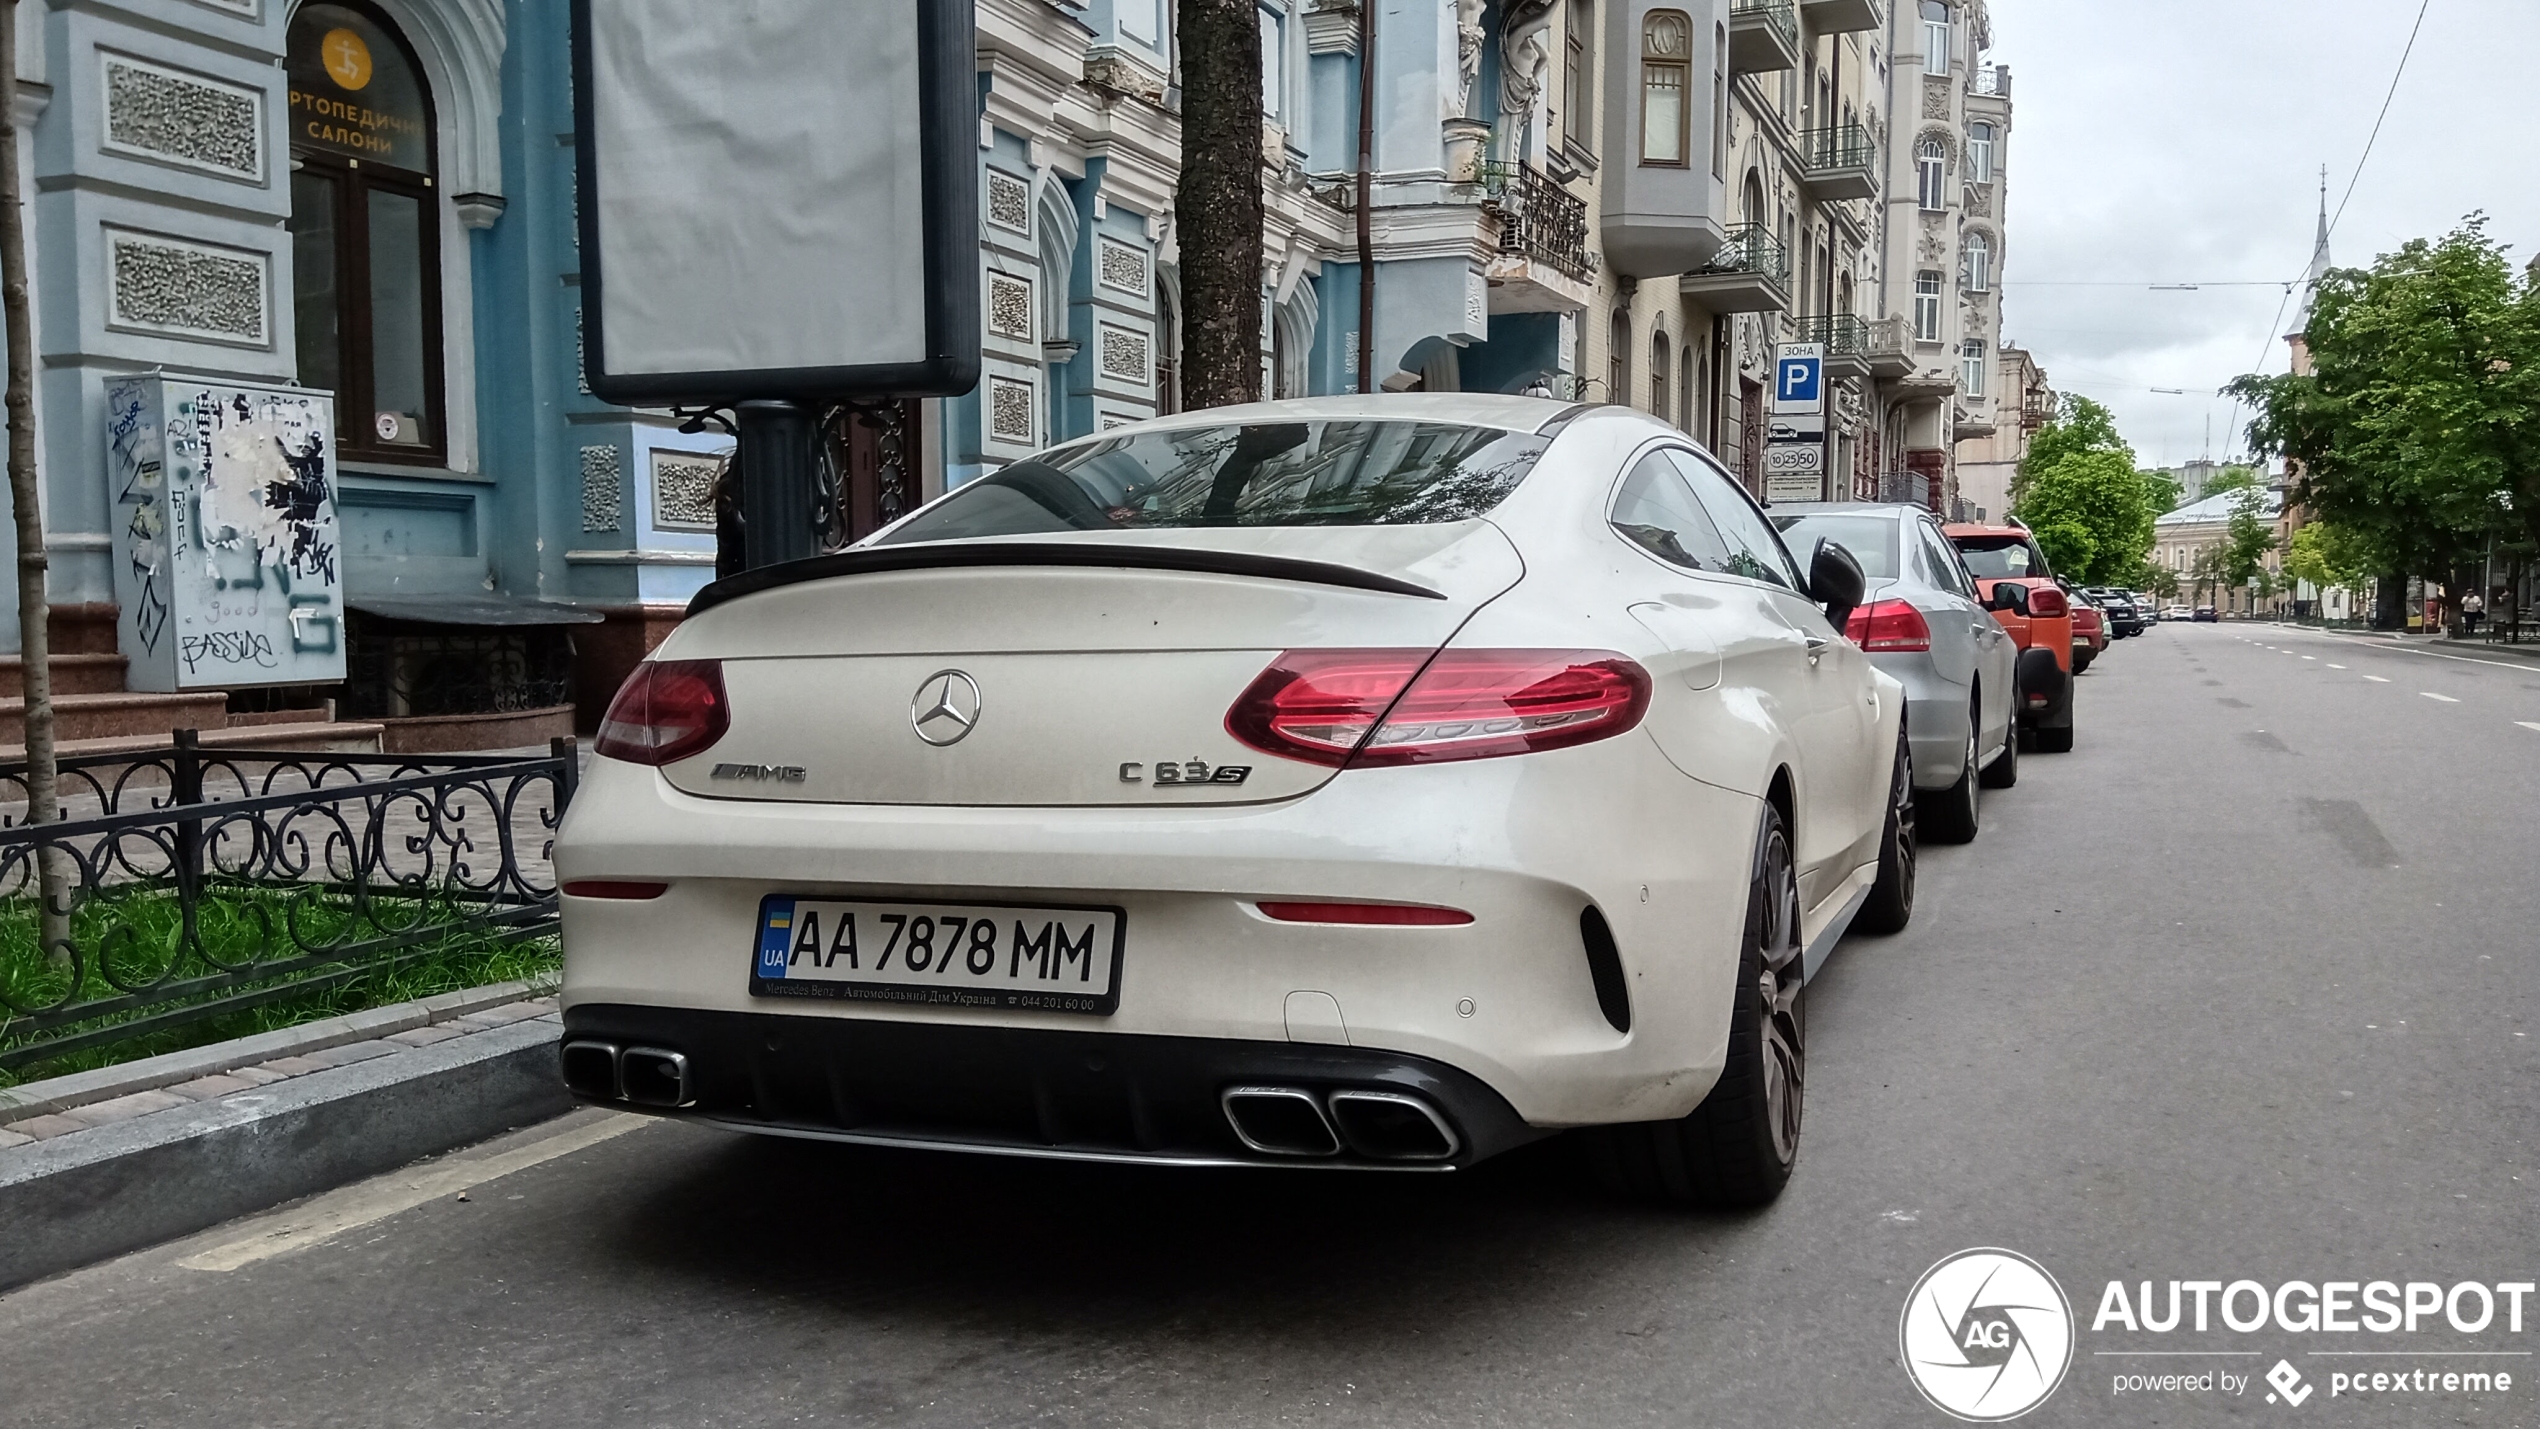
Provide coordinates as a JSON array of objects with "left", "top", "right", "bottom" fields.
[{"left": 684, "top": 541, "right": 1449, "bottom": 617}]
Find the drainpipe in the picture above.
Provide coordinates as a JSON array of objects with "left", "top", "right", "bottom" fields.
[{"left": 1356, "top": 0, "right": 1376, "bottom": 393}]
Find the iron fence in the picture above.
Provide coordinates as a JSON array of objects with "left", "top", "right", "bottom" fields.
[
  {"left": 1483, "top": 162, "right": 1593, "bottom": 282},
  {"left": 0, "top": 733, "right": 575, "bottom": 1071}
]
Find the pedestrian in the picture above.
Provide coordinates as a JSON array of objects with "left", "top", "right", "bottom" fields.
[{"left": 2463, "top": 589, "right": 2484, "bottom": 635}]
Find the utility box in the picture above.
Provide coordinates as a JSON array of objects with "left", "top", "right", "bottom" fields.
[{"left": 104, "top": 377, "right": 346, "bottom": 692}]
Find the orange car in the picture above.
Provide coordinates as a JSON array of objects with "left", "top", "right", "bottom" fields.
[{"left": 1944, "top": 524, "right": 2077, "bottom": 753}]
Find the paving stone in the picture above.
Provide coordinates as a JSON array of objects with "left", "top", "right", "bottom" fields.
[
  {"left": 9, "top": 1114, "right": 92, "bottom": 1140},
  {"left": 296, "top": 1040, "right": 399, "bottom": 1070},
  {"left": 446, "top": 1013, "right": 514, "bottom": 1033},
  {"left": 225, "top": 1066, "right": 290, "bottom": 1087},
  {"left": 164, "top": 1074, "right": 260, "bottom": 1101},
  {"left": 387, "top": 1025, "right": 463, "bottom": 1048},
  {"left": 70, "top": 1090, "right": 193, "bottom": 1124},
  {"left": 0, "top": 1127, "right": 30, "bottom": 1150},
  {"left": 256, "top": 1056, "right": 324, "bottom": 1077}
]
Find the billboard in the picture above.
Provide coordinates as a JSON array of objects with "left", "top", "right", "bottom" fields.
[{"left": 572, "top": 0, "right": 980, "bottom": 405}]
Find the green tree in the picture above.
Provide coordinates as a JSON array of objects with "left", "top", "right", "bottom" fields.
[
  {"left": 2228, "top": 216, "right": 2540, "bottom": 620},
  {"left": 2016, "top": 448, "right": 2155, "bottom": 585},
  {"left": 2143, "top": 564, "right": 2182, "bottom": 601},
  {"left": 2013, "top": 395, "right": 2127, "bottom": 505},
  {"left": 2140, "top": 468, "right": 2183, "bottom": 516},
  {"left": 2284, "top": 521, "right": 2371, "bottom": 590},
  {"left": 2223, "top": 482, "right": 2276, "bottom": 587}
]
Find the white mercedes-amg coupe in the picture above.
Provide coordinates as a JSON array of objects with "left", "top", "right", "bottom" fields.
[{"left": 555, "top": 395, "right": 1912, "bottom": 1206}]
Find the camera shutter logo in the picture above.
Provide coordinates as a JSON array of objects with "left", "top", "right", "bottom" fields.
[{"left": 1899, "top": 1248, "right": 2075, "bottom": 1421}]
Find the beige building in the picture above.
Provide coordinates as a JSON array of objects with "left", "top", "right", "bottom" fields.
[{"left": 1953, "top": 342, "right": 2051, "bottom": 523}]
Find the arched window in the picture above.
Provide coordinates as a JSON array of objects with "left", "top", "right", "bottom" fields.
[
  {"left": 1678, "top": 344, "right": 1694, "bottom": 432},
  {"left": 1963, "top": 231, "right": 1992, "bottom": 293},
  {"left": 1967, "top": 120, "right": 1997, "bottom": 183},
  {"left": 287, "top": 2, "right": 443, "bottom": 463},
  {"left": 1961, "top": 339, "right": 1987, "bottom": 396},
  {"left": 1608, "top": 308, "right": 1631, "bottom": 405},
  {"left": 1921, "top": 1, "right": 1952, "bottom": 76},
  {"left": 1838, "top": 271, "right": 1855, "bottom": 317},
  {"left": 1913, "top": 270, "right": 1943, "bottom": 342},
  {"left": 1741, "top": 170, "right": 1767, "bottom": 227},
  {"left": 1640, "top": 11, "right": 1690, "bottom": 165},
  {"left": 1916, "top": 136, "right": 1947, "bottom": 211},
  {"left": 1650, "top": 329, "right": 1671, "bottom": 417}
]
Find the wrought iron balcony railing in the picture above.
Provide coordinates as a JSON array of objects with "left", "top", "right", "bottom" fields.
[
  {"left": 1792, "top": 314, "right": 1871, "bottom": 357},
  {"left": 1693, "top": 223, "right": 1787, "bottom": 282},
  {"left": 1729, "top": 0, "right": 1799, "bottom": 55},
  {"left": 1487, "top": 163, "right": 1592, "bottom": 282},
  {"left": 1796, "top": 123, "right": 1876, "bottom": 174}
]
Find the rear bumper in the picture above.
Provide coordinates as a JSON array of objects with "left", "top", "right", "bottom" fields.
[
  {"left": 561, "top": 1004, "right": 1543, "bottom": 1170},
  {"left": 2016, "top": 647, "right": 2071, "bottom": 728}
]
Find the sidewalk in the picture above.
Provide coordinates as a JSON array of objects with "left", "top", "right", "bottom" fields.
[{"left": 2271, "top": 623, "right": 2540, "bottom": 669}]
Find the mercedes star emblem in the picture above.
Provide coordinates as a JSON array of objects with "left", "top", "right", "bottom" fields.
[{"left": 910, "top": 669, "right": 984, "bottom": 746}]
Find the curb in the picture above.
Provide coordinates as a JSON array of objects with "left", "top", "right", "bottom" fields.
[
  {"left": 0, "top": 978, "right": 548, "bottom": 1125},
  {"left": 0, "top": 1015, "right": 571, "bottom": 1292}
]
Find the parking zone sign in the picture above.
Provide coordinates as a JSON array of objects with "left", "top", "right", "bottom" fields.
[{"left": 1774, "top": 344, "right": 1824, "bottom": 413}]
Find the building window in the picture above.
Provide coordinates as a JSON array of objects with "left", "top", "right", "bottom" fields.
[
  {"left": 1640, "top": 11, "right": 1691, "bottom": 166},
  {"left": 1968, "top": 120, "right": 1996, "bottom": 182},
  {"left": 1608, "top": 308, "right": 1631, "bottom": 405},
  {"left": 1679, "top": 345, "right": 1694, "bottom": 432},
  {"left": 1651, "top": 329, "right": 1671, "bottom": 417},
  {"left": 1961, "top": 339, "right": 1987, "bottom": 396},
  {"left": 1922, "top": 1, "right": 1952, "bottom": 76},
  {"left": 1913, "top": 270, "right": 1942, "bottom": 342},
  {"left": 286, "top": 1, "right": 443, "bottom": 464},
  {"left": 1916, "top": 137, "right": 1947, "bottom": 211},
  {"left": 1564, "top": 0, "right": 1594, "bottom": 152},
  {"left": 1711, "top": 24, "right": 1728, "bottom": 178},
  {"left": 1963, "top": 231, "right": 1992, "bottom": 293},
  {"left": 1260, "top": 6, "right": 1285, "bottom": 119}
]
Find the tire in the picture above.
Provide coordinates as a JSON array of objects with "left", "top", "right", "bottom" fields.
[
  {"left": 1582, "top": 803, "right": 1805, "bottom": 1208},
  {"left": 1853, "top": 723, "right": 1917, "bottom": 935},
  {"left": 2033, "top": 721, "right": 2075, "bottom": 754},
  {"left": 2073, "top": 649, "right": 2095, "bottom": 675},
  {"left": 1979, "top": 703, "right": 2019, "bottom": 788},
  {"left": 1918, "top": 701, "right": 1981, "bottom": 844}
]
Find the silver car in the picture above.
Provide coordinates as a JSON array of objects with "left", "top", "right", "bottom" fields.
[{"left": 1770, "top": 503, "right": 2019, "bottom": 843}]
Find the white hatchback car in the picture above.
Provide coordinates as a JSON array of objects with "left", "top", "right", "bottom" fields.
[{"left": 555, "top": 395, "right": 1911, "bottom": 1206}]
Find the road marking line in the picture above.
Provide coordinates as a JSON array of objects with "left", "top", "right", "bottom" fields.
[
  {"left": 2310, "top": 633, "right": 2540, "bottom": 674},
  {"left": 2302, "top": 656, "right": 2316, "bottom": 661},
  {"left": 2328, "top": 663, "right": 2347, "bottom": 669},
  {"left": 177, "top": 1114, "right": 646, "bottom": 1273},
  {"left": 2421, "top": 692, "right": 2460, "bottom": 703},
  {"left": 2364, "top": 675, "right": 2391, "bottom": 683},
  {"left": 2519, "top": 722, "right": 2540, "bottom": 733}
]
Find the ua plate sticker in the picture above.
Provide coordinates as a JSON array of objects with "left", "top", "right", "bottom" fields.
[{"left": 752, "top": 895, "right": 1125, "bottom": 1016}]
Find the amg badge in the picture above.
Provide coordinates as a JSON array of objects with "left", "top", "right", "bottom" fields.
[{"left": 710, "top": 762, "right": 807, "bottom": 783}]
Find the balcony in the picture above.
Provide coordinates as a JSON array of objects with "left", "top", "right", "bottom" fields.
[
  {"left": 2021, "top": 388, "right": 2055, "bottom": 428},
  {"left": 1795, "top": 124, "right": 1877, "bottom": 201},
  {"left": 1481, "top": 161, "right": 1596, "bottom": 313},
  {"left": 1727, "top": 0, "right": 1799, "bottom": 74},
  {"left": 1792, "top": 315, "right": 1872, "bottom": 380},
  {"left": 1800, "top": 0, "right": 1884, "bottom": 32},
  {"left": 1863, "top": 316, "right": 1914, "bottom": 379},
  {"left": 1677, "top": 223, "right": 1789, "bottom": 314}
]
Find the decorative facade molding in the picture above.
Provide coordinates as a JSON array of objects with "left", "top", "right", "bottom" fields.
[
  {"left": 649, "top": 449, "right": 718, "bottom": 532},
  {"left": 367, "top": 0, "right": 509, "bottom": 199},
  {"left": 105, "top": 228, "right": 269, "bottom": 346},
  {"left": 579, "top": 445, "right": 623, "bottom": 532},
  {"left": 101, "top": 52, "right": 262, "bottom": 181}
]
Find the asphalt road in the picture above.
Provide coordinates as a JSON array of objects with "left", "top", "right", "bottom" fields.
[{"left": 3, "top": 622, "right": 2535, "bottom": 1427}]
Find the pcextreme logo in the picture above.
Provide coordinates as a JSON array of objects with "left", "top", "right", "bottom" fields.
[{"left": 1900, "top": 1248, "right": 2077, "bottom": 1422}]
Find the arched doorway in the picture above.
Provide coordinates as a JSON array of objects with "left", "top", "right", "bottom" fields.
[{"left": 286, "top": 2, "right": 445, "bottom": 465}]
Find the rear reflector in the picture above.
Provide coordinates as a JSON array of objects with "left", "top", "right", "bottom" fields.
[
  {"left": 1226, "top": 649, "right": 1651, "bottom": 768},
  {"left": 594, "top": 660, "right": 728, "bottom": 767},
  {"left": 1255, "top": 900, "right": 1474, "bottom": 926},
  {"left": 563, "top": 881, "right": 670, "bottom": 900},
  {"left": 1844, "top": 599, "right": 1933, "bottom": 653}
]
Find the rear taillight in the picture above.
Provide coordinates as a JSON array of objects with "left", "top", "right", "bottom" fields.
[
  {"left": 594, "top": 659, "right": 729, "bottom": 766},
  {"left": 2027, "top": 586, "right": 2070, "bottom": 618},
  {"left": 1226, "top": 649, "right": 1651, "bottom": 767},
  {"left": 1843, "top": 599, "right": 1932, "bottom": 652}
]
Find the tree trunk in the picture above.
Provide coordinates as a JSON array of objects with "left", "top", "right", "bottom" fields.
[
  {"left": 0, "top": 0, "right": 66, "bottom": 962},
  {"left": 1174, "top": 0, "right": 1265, "bottom": 411}
]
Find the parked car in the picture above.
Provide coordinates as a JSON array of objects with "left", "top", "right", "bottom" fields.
[
  {"left": 2164, "top": 605, "right": 2195, "bottom": 621},
  {"left": 2193, "top": 605, "right": 2219, "bottom": 623},
  {"left": 2065, "top": 583, "right": 2108, "bottom": 674},
  {"left": 2092, "top": 589, "right": 2146, "bottom": 638},
  {"left": 557, "top": 396, "right": 1916, "bottom": 1210},
  {"left": 1944, "top": 523, "right": 2077, "bottom": 753},
  {"left": 1771, "top": 504, "right": 2020, "bottom": 844}
]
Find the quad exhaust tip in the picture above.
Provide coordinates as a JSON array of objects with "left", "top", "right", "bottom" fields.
[
  {"left": 561, "top": 1039, "right": 695, "bottom": 1109},
  {"left": 1220, "top": 1085, "right": 1459, "bottom": 1162}
]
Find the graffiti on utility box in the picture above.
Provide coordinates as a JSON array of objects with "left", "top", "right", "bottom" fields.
[{"left": 106, "top": 377, "right": 346, "bottom": 692}]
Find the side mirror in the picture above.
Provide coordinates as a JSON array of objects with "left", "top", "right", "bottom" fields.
[
  {"left": 1810, "top": 538, "right": 1866, "bottom": 631},
  {"left": 1986, "top": 582, "right": 2032, "bottom": 616}
]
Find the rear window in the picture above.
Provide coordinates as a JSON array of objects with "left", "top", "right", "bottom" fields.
[
  {"left": 1952, "top": 534, "right": 2050, "bottom": 579},
  {"left": 878, "top": 420, "right": 1549, "bottom": 543},
  {"left": 1769, "top": 514, "right": 1899, "bottom": 580}
]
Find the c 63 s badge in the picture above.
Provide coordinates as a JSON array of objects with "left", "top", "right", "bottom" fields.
[{"left": 1121, "top": 758, "right": 1251, "bottom": 787}]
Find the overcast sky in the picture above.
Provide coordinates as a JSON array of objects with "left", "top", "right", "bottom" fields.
[{"left": 1985, "top": 0, "right": 2540, "bottom": 472}]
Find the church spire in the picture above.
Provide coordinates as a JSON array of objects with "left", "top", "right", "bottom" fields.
[{"left": 2288, "top": 166, "right": 2330, "bottom": 341}]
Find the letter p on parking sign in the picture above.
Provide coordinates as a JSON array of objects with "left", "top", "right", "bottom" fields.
[{"left": 1772, "top": 343, "right": 1824, "bottom": 414}]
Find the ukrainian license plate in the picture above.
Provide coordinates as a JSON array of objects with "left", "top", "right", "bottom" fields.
[{"left": 750, "top": 896, "right": 1125, "bottom": 1015}]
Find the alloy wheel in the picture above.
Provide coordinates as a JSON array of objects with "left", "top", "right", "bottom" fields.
[{"left": 1756, "top": 828, "right": 1805, "bottom": 1166}]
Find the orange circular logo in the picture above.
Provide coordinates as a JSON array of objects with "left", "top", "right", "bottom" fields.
[{"left": 321, "top": 28, "right": 373, "bottom": 91}]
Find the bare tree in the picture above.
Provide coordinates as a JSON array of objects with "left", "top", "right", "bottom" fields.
[
  {"left": 0, "top": 0, "right": 67, "bottom": 959},
  {"left": 1173, "top": 0, "right": 1265, "bottom": 410}
]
